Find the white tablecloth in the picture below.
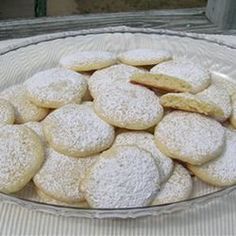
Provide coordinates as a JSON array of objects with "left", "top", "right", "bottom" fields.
[{"left": 0, "top": 31, "right": 236, "bottom": 236}]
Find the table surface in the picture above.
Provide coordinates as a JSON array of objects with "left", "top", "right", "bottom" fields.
[
  {"left": 0, "top": 28, "right": 236, "bottom": 236},
  {"left": 1, "top": 7, "right": 236, "bottom": 40}
]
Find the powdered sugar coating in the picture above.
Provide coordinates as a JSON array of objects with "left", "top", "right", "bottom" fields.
[
  {"left": 151, "top": 59, "right": 211, "bottom": 94},
  {"left": 0, "top": 99, "right": 15, "bottom": 124},
  {"left": 188, "top": 129, "right": 236, "bottom": 186},
  {"left": 94, "top": 82, "right": 163, "bottom": 130},
  {"left": 88, "top": 64, "right": 144, "bottom": 98},
  {"left": 197, "top": 84, "right": 232, "bottom": 121},
  {"left": 43, "top": 102, "right": 115, "bottom": 157},
  {"left": 81, "top": 145, "right": 160, "bottom": 208},
  {"left": 152, "top": 164, "right": 192, "bottom": 205},
  {"left": 0, "top": 125, "right": 44, "bottom": 193},
  {"left": 118, "top": 49, "right": 172, "bottom": 66},
  {"left": 34, "top": 147, "right": 97, "bottom": 203},
  {"left": 155, "top": 111, "right": 225, "bottom": 165},
  {"left": 0, "top": 85, "right": 48, "bottom": 124},
  {"left": 59, "top": 50, "right": 117, "bottom": 72},
  {"left": 23, "top": 121, "right": 46, "bottom": 144},
  {"left": 112, "top": 131, "right": 173, "bottom": 183},
  {"left": 24, "top": 68, "right": 87, "bottom": 108}
]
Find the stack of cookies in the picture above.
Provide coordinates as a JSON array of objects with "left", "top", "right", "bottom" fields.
[{"left": 0, "top": 48, "right": 236, "bottom": 209}]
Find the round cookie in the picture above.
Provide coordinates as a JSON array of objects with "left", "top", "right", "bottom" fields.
[
  {"left": 34, "top": 147, "right": 97, "bottom": 203},
  {"left": 160, "top": 84, "right": 232, "bottom": 122},
  {"left": 197, "top": 84, "right": 232, "bottom": 122},
  {"left": 0, "top": 98, "right": 15, "bottom": 124},
  {"left": 118, "top": 49, "right": 172, "bottom": 66},
  {"left": 23, "top": 121, "right": 46, "bottom": 144},
  {"left": 94, "top": 82, "right": 163, "bottom": 130},
  {"left": 36, "top": 188, "right": 89, "bottom": 208},
  {"left": 151, "top": 163, "right": 192, "bottom": 205},
  {"left": 0, "top": 85, "right": 49, "bottom": 124},
  {"left": 154, "top": 111, "right": 225, "bottom": 165},
  {"left": 112, "top": 131, "right": 173, "bottom": 183},
  {"left": 149, "top": 59, "right": 211, "bottom": 94},
  {"left": 43, "top": 102, "right": 115, "bottom": 157},
  {"left": 188, "top": 129, "right": 236, "bottom": 187},
  {"left": 59, "top": 50, "right": 117, "bottom": 72},
  {"left": 88, "top": 64, "right": 144, "bottom": 98},
  {"left": 0, "top": 125, "right": 44, "bottom": 193},
  {"left": 24, "top": 68, "right": 87, "bottom": 108},
  {"left": 81, "top": 145, "right": 160, "bottom": 208},
  {"left": 160, "top": 93, "right": 222, "bottom": 118}
]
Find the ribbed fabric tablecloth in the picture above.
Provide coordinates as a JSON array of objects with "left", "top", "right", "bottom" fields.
[{"left": 0, "top": 32, "right": 236, "bottom": 236}]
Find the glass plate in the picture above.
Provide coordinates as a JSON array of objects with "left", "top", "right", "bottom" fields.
[{"left": 0, "top": 27, "right": 236, "bottom": 219}]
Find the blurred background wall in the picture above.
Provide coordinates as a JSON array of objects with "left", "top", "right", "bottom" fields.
[{"left": 0, "top": 0, "right": 207, "bottom": 19}]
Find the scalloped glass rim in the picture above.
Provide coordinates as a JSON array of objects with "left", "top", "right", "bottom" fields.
[{"left": 0, "top": 27, "right": 236, "bottom": 219}]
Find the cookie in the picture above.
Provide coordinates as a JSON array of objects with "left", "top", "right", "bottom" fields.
[
  {"left": 160, "top": 84, "right": 231, "bottom": 122},
  {"left": 197, "top": 84, "right": 232, "bottom": 121},
  {"left": 0, "top": 98, "right": 15, "bottom": 124},
  {"left": 146, "top": 59, "right": 211, "bottom": 94},
  {"left": 188, "top": 129, "right": 236, "bottom": 187},
  {"left": 34, "top": 147, "right": 97, "bottom": 203},
  {"left": 154, "top": 111, "right": 225, "bottom": 165},
  {"left": 0, "top": 85, "right": 49, "bottom": 124},
  {"left": 112, "top": 131, "right": 173, "bottom": 183},
  {"left": 0, "top": 125, "right": 44, "bottom": 193},
  {"left": 23, "top": 121, "right": 46, "bottom": 144},
  {"left": 230, "top": 93, "right": 236, "bottom": 128},
  {"left": 151, "top": 163, "right": 192, "bottom": 205},
  {"left": 81, "top": 145, "right": 160, "bottom": 208},
  {"left": 59, "top": 50, "right": 117, "bottom": 72},
  {"left": 43, "top": 102, "right": 115, "bottom": 157},
  {"left": 94, "top": 82, "right": 163, "bottom": 130},
  {"left": 118, "top": 49, "right": 172, "bottom": 66},
  {"left": 36, "top": 188, "right": 89, "bottom": 208},
  {"left": 88, "top": 64, "right": 144, "bottom": 98},
  {"left": 24, "top": 68, "right": 87, "bottom": 108}
]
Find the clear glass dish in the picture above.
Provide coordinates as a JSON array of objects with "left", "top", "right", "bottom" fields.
[{"left": 0, "top": 26, "right": 236, "bottom": 219}]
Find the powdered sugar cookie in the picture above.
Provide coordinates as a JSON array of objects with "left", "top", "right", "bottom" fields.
[
  {"left": 131, "top": 72, "right": 192, "bottom": 93},
  {"left": 34, "top": 147, "right": 97, "bottom": 203},
  {"left": 36, "top": 188, "right": 89, "bottom": 208},
  {"left": 88, "top": 64, "right": 144, "bottom": 98},
  {"left": 197, "top": 84, "right": 232, "bottom": 121},
  {"left": 59, "top": 50, "right": 117, "bottom": 72},
  {"left": 154, "top": 111, "right": 225, "bottom": 165},
  {"left": 0, "top": 125, "right": 44, "bottom": 193},
  {"left": 0, "top": 99, "right": 15, "bottom": 124},
  {"left": 230, "top": 93, "right": 236, "bottom": 128},
  {"left": 147, "top": 59, "right": 211, "bottom": 94},
  {"left": 151, "top": 163, "right": 192, "bottom": 205},
  {"left": 81, "top": 145, "right": 160, "bottom": 208},
  {"left": 188, "top": 129, "right": 236, "bottom": 187},
  {"left": 118, "top": 49, "right": 172, "bottom": 66},
  {"left": 160, "top": 84, "right": 231, "bottom": 122},
  {"left": 23, "top": 121, "right": 46, "bottom": 144},
  {"left": 43, "top": 102, "right": 115, "bottom": 157},
  {"left": 94, "top": 82, "right": 163, "bottom": 130},
  {"left": 0, "top": 85, "right": 49, "bottom": 124},
  {"left": 113, "top": 131, "right": 173, "bottom": 183},
  {"left": 24, "top": 68, "right": 87, "bottom": 108}
]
